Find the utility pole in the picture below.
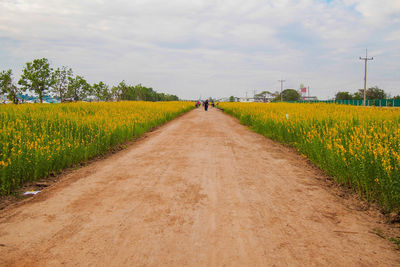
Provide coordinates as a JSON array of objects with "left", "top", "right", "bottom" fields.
[
  {"left": 359, "top": 49, "right": 373, "bottom": 106},
  {"left": 278, "top": 80, "right": 285, "bottom": 101}
]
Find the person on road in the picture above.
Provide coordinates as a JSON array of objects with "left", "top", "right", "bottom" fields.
[{"left": 204, "top": 99, "right": 209, "bottom": 111}]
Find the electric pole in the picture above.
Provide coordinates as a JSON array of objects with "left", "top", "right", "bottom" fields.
[
  {"left": 278, "top": 80, "right": 285, "bottom": 101},
  {"left": 359, "top": 49, "right": 373, "bottom": 106}
]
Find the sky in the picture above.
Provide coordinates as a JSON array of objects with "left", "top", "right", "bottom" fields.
[{"left": 0, "top": 0, "right": 399, "bottom": 100}]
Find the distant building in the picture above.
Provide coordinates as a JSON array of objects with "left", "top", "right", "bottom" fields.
[
  {"left": 219, "top": 96, "right": 275, "bottom": 102},
  {"left": 254, "top": 96, "right": 274, "bottom": 102},
  {"left": 302, "top": 96, "right": 318, "bottom": 101},
  {"left": 238, "top": 97, "right": 255, "bottom": 102}
]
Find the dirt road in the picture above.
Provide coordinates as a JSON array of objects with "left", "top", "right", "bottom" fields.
[{"left": 1, "top": 107, "right": 399, "bottom": 266}]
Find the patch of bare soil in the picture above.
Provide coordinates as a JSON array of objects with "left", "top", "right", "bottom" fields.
[{"left": 0, "top": 107, "right": 399, "bottom": 266}]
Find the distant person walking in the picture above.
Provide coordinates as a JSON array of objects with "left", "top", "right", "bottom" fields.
[{"left": 204, "top": 99, "right": 209, "bottom": 111}]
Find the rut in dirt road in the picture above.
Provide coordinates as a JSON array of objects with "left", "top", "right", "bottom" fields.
[{"left": 0, "top": 107, "right": 399, "bottom": 266}]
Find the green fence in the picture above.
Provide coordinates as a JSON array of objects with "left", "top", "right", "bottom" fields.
[{"left": 291, "top": 99, "right": 400, "bottom": 107}]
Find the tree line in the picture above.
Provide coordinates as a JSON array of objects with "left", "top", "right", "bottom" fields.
[
  {"left": 229, "top": 86, "right": 399, "bottom": 102},
  {"left": 0, "top": 58, "right": 179, "bottom": 104},
  {"left": 229, "top": 89, "right": 302, "bottom": 102},
  {"left": 335, "top": 86, "right": 399, "bottom": 100}
]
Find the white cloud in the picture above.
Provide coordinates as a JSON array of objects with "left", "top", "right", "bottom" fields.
[
  {"left": 0, "top": 0, "right": 399, "bottom": 99},
  {"left": 386, "top": 30, "right": 400, "bottom": 41},
  {"left": 343, "top": 0, "right": 400, "bottom": 22}
]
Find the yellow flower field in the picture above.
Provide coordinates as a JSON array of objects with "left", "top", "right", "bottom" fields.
[
  {"left": 0, "top": 101, "right": 194, "bottom": 194},
  {"left": 219, "top": 102, "right": 400, "bottom": 211}
]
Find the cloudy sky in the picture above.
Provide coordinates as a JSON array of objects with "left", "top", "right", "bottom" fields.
[{"left": 0, "top": 0, "right": 399, "bottom": 100}]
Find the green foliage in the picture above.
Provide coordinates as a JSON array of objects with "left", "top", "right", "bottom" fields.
[
  {"left": 18, "top": 58, "right": 53, "bottom": 103},
  {"left": 68, "top": 75, "right": 91, "bottom": 101},
  {"left": 92, "top": 81, "right": 109, "bottom": 101},
  {"left": 118, "top": 83, "right": 179, "bottom": 101},
  {"left": 353, "top": 91, "right": 363, "bottom": 100},
  {"left": 335, "top": 91, "right": 353, "bottom": 100},
  {"left": 254, "top": 91, "right": 274, "bottom": 102},
  {"left": 364, "top": 86, "right": 387, "bottom": 100},
  {"left": 3, "top": 58, "right": 180, "bottom": 103},
  {"left": 111, "top": 81, "right": 128, "bottom": 101},
  {"left": 337, "top": 87, "right": 388, "bottom": 101},
  {"left": 281, "top": 89, "right": 301, "bottom": 101},
  {"left": 229, "top": 96, "right": 235, "bottom": 102},
  {"left": 51, "top": 66, "right": 73, "bottom": 102},
  {"left": 0, "top": 69, "right": 20, "bottom": 104}
]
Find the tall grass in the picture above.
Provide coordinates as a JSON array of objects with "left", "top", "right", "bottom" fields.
[
  {"left": 220, "top": 102, "right": 400, "bottom": 211},
  {"left": 0, "top": 101, "right": 194, "bottom": 194}
]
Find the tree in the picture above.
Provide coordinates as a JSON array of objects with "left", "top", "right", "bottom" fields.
[
  {"left": 229, "top": 96, "right": 235, "bottom": 102},
  {"left": 51, "top": 66, "right": 73, "bottom": 102},
  {"left": 92, "top": 81, "right": 109, "bottom": 101},
  {"left": 111, "top": 86, "right": 120, "bottom": 101},
  {"left": 355, "top": 86, "right": 386, "bottom": 100},
  {"left": 168, "top": 94, "right": 179, "bottom": 101},
  {"left": 281, "top": 89, "right": 300, "bottom": 101},
  {"left": 113, "top": 80, "right": 129, "bottom": 101},
  {"left": 0, "top": 69, "right": 20, "bottom": 104},
  {"left": 271, "top": 91, "right": 281, "bottom": 102},
  {"left": 160, "top": 94, "right": 178, "bottom": 101},
  {"left": 255, "top": 91, "right": 273, "bottom": 102},
  {"left": 18, "top": 58, "right": 53, "bottom": 103},
  {"left": 113, "top": 82, "right": 179, "bottom": 102},
  {"left": 68, "top": 76, "right": 91, "bottom": 101},
  {"left": 135, "top": 84, "right": 153, "bottom": 101},
  {"left": 335, "top": 91, "right": 353, "bottom": 100},
  {"left": 353, "top": 91, "right": 363, "bottom": 100},
  {"left": 365, "top": 86, "right": 387, "bottom": 100}
]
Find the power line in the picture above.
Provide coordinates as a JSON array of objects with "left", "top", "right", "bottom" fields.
[{"left": 359, "top": 49, "right": 373, "bottom": 106}]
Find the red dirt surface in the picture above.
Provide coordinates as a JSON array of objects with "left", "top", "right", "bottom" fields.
[{"left": 0, "top": 107, "right": 399, "bottom": 266}]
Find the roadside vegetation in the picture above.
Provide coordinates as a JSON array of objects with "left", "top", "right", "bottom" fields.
[
  {"left": 220, "top": 102, "right": 400, "bottom": 212},
  {"left": 0, "top": 58, "right": 179, "bottom": 103},
  {"left": 0, "top": 101, "right": 194, "bottom": 194}
]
